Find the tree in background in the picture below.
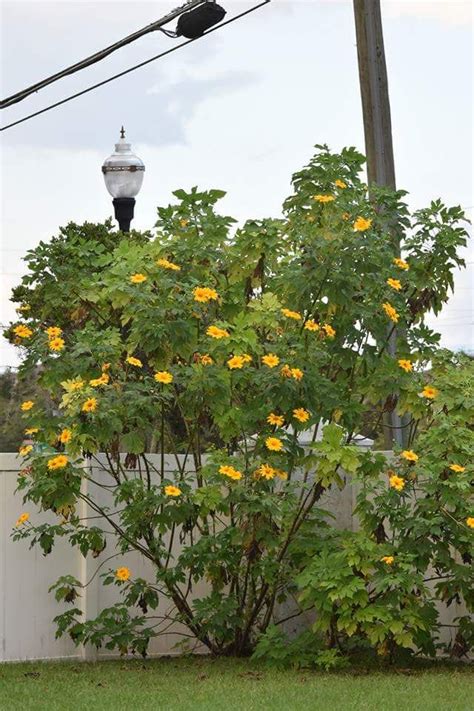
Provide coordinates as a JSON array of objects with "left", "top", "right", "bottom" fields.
[
  {"left": 5, "top": 146, "right": 473, "bottom": 664},
  {"left": 0, "top": 369, "right": 24, "bottom": 451},
  {"left": 0, "top": 368, "right": 52, "bottom": 451}
]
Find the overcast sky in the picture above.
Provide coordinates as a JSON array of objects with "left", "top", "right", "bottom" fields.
[{"left": 1, "top": 0, "right": 473, "bottom": 368}]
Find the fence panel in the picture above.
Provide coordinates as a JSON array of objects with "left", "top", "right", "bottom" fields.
[{"left": 1, "top": 454, "right": 81, "bottom": 662}]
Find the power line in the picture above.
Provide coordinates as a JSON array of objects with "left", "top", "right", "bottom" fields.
[
  {"left": 0, "top": 0, "right": 203, "bottom": 110},
  {"left": 1, "top": 1, "right": 270, "bottom": 133}
]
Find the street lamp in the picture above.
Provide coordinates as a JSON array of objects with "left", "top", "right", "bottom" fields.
[{"left": 102, "top": 127, "right": 145, "bottom": 232}]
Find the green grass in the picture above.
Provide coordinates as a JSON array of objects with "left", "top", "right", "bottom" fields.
[{"left": 0, "top": 656, "right": 471, "bottom": 711}]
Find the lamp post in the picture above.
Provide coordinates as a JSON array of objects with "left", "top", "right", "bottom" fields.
[{"left": 102, "top": 127, "right": 145, "bottom": 232}]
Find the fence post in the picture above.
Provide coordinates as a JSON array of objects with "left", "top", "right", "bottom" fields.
[{"left": 79, "top": 458, "right": 98, "bottom": 661}]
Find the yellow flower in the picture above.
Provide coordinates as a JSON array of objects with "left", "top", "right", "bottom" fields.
[
  {"left": 401, "top": 450, "right": 418, "bottom": 463},
  {"left": 342, "top": 212, "right": 350, "bottom": 221},
  {"left": 19, "top": 445, "right": 33, "bottom": 457},
  {"left": 199, "top": 354, "right": 214, "bottom": 366},
  {"left": 156, "top": 258, "right": 181, "bottom": 271},
  {"left": 14, "top": 324, "right": 33, "bottom": 339},
  {"left": 154, "top": 371, "right": 173, "bottom": 384},
  {"left": 219, "top": 465, "right": 234, "bottom": 476},
  {"left": 322, "top": 323, "right": 336, "bottom": 338},
  {"left": 164, "top": 485, "right": 182, "bottom": 497},
  {"left": 421, "top": 385, "right": 439, "bottom": 399},
  {"left": 266, "top": 436, "right": 283, "bottom": 452},
  {"left": 280, "top": 364, "right": 292, "bottom": 378},
  {"left": 304, "top": 319, "right": 320, "bottom": 332},
  {"left": 126, "top": 356, "right": 143, "bottom": 368},
  {"left": 393, "top": 257, "right": 409, "bottom": 270},
  {"left": 242, "top": 354, "right": 252, "bottom": 364},
  {"left": 21, "top": 400, "right": 34, "bottom": 412},
  {"left": 46, "top": 326, "right": 62, "bottom": 338},
  {"left": 130, "top": 273, "right": 147, "bottom": 284},
  {"left": 387, "top": 278, "right": 402, "bottom": 291},
  {"left": 89, "top": 374, "right": 109, "bottom": 387},
  {"left": 291, "top": 368, "right": 304, "bottom": 381},
  {"left": 227, "top": 469, "right": 242, "bottom": 481},
  {"left": 466, "top": 517, "right": 474, "bottom": 529},
  {"left": 228, "top": 470, "right": 243, "bottom": 481},
  {"left": 179, "top": 218, "right": 189, "bottom": 228},
  {"left": 24, "top": 427, "right": 39, "bottom": 435},
  {"left": 206, "top": 325, "right": 230, "bottom": 339},
  {"left": 262, "top": 353, "right": 280, "bottom": 368},
  {"left": 267, "top": 413, "right": 284, "bottom": 427},
  {"left": 382, "top": 302, "right": 399, "bottom": 323},
  {"left": 335, "top": 179, "right": 347, "bottom": 189},
  {"left": 313, "top": 194, "right": 335, "bottom": 203},
  {"left": 82, "top": 398, "right": 98, "bottom": 413},
  {"left": 389, "top": 474, "right": 405, "bottom": 491},
  {"left": 47, "top": 454, "right": 68, "bottom": 470},
  {"left": 274, "top": 468, "right": 288, "bottom": 480},
  {"left": 49, "top": 337, "right": 65, "bottom": 352},
  {"left": 193, "top": 286, "right": 219, "bottom": 303},
  {"left": 353, "top": 216, "right": 372, "bottom": 232},
  {"left": 398, "top": 359, "right": 413, "bottom": 372},
  {"left": 293, "top": 408, "right": 310, "bottom": 423},
  {"left": 219, "top": 465, "right": 242, "bottom": 481},
  {"left": 381, "top": 555, "right": 394, "bottom": 565},
  {"left": 65, "top": 378, "right": 85, "bottom": 391},
  {"left": 102, "top": 363, "right": 111, "bottom": 372},
  {"left": 281, "top": 308, "right": 302, "bottom": 321},
  {"left": 449, "top": 464, "right": 465, "bottom": 473},
  {"left": 16, "top": 512, "right": 30, "bottom": 527},
  {"left": 59, "top": 429, "right": 72, "bottom": 444},
  {"left": 227, "top": 355, "right": 245, "bottom": 370},
  {"left": 115, "top": 566, "right": 131, "bottom": 581},
  {"left": 255, "top": 464, "right": 276, "bottom": 480},
  {"left": 17, "top": 304, "right": 31, "bottom": 312}
]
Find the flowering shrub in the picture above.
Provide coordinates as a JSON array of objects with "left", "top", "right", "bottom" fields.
[{"left": 7, "top": 146, "right": 472, "bottom": 661}]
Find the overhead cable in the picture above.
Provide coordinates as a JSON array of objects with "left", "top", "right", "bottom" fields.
[
  {"left": 1, "top": 1, "right": 270, "bottom": 133},
  {"left": 0, "top": 0, "right": 204, "bottom": 110}
]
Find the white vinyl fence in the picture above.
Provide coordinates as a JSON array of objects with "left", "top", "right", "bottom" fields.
[
  {"left": 1, "top": 452, "right": 210, "bottom": 663},
  {"left": 0, "top": 436, "right": 466, "bottom": 662}
]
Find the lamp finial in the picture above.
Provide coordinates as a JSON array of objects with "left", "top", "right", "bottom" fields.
[{"left": 120, "top": 126, "right": 125, "bottom": 139}]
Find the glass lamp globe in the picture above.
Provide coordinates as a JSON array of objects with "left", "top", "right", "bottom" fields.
[{"left": 102, "top": 127, "right": 145, "bottom": 198}]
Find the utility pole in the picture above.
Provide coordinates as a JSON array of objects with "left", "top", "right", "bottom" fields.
[
  {"left": 353, "top": 0, "right": 395, "bottom": 189},
  {"left": 353, "top": 0, "right": 405, "bottom": 447}
]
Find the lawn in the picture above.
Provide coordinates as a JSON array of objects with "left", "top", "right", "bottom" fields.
[{"left": 0, "top": 656, "right": 471, "bottom": 711}]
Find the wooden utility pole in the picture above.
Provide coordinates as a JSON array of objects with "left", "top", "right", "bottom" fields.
[
  {"left": 353, "top": 0, "right": 395, "bottom": 189},
  {"left": 353, "top": 0, "right": 405, "bottom": 447}
]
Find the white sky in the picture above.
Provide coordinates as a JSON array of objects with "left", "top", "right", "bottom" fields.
[{"left": 1, "top": 0, "right": 473, "bottom": 367}]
